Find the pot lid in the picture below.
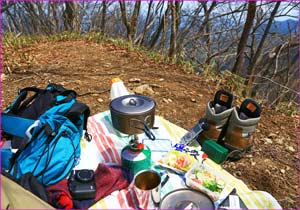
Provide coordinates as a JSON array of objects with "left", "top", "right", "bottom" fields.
[
  {"left": 159, "top": 188, "right": 214, "bottom": 209},
  {"left": 110, "top": 94, "right": 156, "bottom": 115}
]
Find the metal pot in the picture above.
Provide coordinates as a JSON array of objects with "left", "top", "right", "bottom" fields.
[
  {"left": 159, "top": 188, "right": 215, "bottom": 209},
  {"left": 110, "top": 94, "right": 156, "bottom": 139}
]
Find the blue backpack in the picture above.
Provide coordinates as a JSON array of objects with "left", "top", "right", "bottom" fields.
[{"left": 2, "top": 83, "right": 91, "bottom": 186}]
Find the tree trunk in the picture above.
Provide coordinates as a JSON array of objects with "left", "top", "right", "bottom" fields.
[
  {"left": 100, "top": 0, "right": 107, "bottom": 33},
  {"left": 51, "top": 3, "right": 60, "bottom": 33},
  {"left": 202, "top": 2, "right": 212, "bottom": 65},
  {"left": 36, "top": 2, "right": 52, "bottom": 34},
  {"left": 129, "top": 1, "right": 141, "bottom": 42},
  {"left": 2, "top": 2, "right": 15, "bottom": 13},
  {"left": 168, "top": 1, "right": 180, "bottom": 60},
  {"left": 119, "top": 1, "right": 141, "bottom": 42},
  {"left": 149, "top": 2, "right": 169, "bottom": 49},
  {"left": 231, "top": 2, "right": 256, "bottom": 75},
  {"left": 246, "top": 2, "right": 281, "bottom": 96},
  {"left": 63, "top": 2, "right": 79, "bottom": 32},
  {"left": 22, "top": 3, "right": 37, "bottom": 33},
  {"left": 5, "top": 6, "right": 19, "bottom": 32},
  {"left": 16, "top": 4, "right": 27, "bottom": 33},
  {"left": 135, "top": 0, "right": 153, "bottom": 45},
  {"left": 119, "top": 1, "right": 130, "bottom": 38}
]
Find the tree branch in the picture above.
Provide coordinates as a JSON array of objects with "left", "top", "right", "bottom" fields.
[{"left": 249, "top": 75, "right": 299, "bottom": 95}]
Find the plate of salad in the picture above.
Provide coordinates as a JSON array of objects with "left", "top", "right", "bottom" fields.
[
  {"left": 185, "top": 163, "right": 226, "bottom": 201},
  {"left": 157, "top": 150, "right": 195, "bottom": 174}
]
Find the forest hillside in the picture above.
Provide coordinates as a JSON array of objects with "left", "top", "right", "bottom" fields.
[
  {"left": 2, "top": 34, "right": 298, "bottom": 209},
  {"left": 2, "top": 1, "right": 299, "bottom": 208}
]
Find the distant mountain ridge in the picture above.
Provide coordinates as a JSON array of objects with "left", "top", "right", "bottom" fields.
[{"left": 260, "top": 19, "right": 298, "bottom": 34}]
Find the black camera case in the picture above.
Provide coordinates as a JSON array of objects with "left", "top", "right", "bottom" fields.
[{"left": 68, "top": 169, "right": 96, "bottom": 200}]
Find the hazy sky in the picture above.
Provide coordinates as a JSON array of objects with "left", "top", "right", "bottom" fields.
[{"left": 140, "top": 1, "right": 298, "bottom": 21}]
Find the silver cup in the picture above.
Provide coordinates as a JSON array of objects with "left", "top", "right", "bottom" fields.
[{"left": 133, "top": 169, "right": 161, "bottom": 209}]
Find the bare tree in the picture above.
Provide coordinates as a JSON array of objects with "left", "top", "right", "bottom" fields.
[
  {"left": 4, "top": 3, "right": 19, "bottom": 32},
  {"left": 2, "top": 2, "right": 15, "bottom": 13},
  {"left": 180, "top": 2, "right": 217, "bottom": 51},
  {"left": 63, "top": 2, "right": 79, "bottom": 32},
  {"left": 119, "top": 1, "right": 141, "bottom": 42},
  {"left": 100, "top": 0, "right": 107, "bottom": 33},
  {"left": 176, "top": 3, "right": 203, "bottom": 53},
  {"left": 232, "top": 2, "right": 256, "bottom": 75},
  {"left": 149, "top": 2, "right": 170, "bottom": 49},
  {"left": 2, "top": 1, "right": 298, "bottom": 107},
  {"left": 168, "top": 1, "right": 181, "bottom": 60},
  {"left": 134, "top": 1, "right": 163, "bottom": 46},
  {"left": 246, "top": 2, "right": 281, "bottom": 96},
  {"left": 50, "top": 3, "right": 61, "bottom": 33},
  {"left": 157, "top": 3, "right": 171, "bottom": 51},
  {"left": 202, "top": 2, "right": 213, "bottom": 65}
]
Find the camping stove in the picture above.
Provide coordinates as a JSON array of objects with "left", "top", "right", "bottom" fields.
[{"left": 121, "top": 135, "right": 151, "bottom": 175}]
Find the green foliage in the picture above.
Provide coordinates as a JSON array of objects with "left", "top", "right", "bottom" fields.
[
  {"left": 177, "top": 59, "right": 195, "bottom": 73},
  {"left": 82, "top": 32, "right": 165, "bottom": 63},
  {"left": 84, "top": 32, "right": 106, "bottom": 42},
  {"left": 200, "top": 65, "right": 247, "bottom": 100},
  {"left": 220, "top": 70, "right": 246, "bottom": 97},
  {"left": 48, "top": 32, "right": 83, "bottom": 42},
  {"left": 275, "top": 101, "right": 299, "bottom": 116},
  {"left": 176, "top": 50, "right": 196, "bottom": 73},
  {"left": 3, "top": 32, "right": 41, "bottom": 49}
]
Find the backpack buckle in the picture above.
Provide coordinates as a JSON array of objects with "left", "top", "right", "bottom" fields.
[{"left": 25, "top": 120, "right": 40, "bottom": 140}]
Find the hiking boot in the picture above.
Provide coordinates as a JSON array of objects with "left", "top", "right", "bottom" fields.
[
  {"left": 197, "top": 89, "right": 234, "bottom": 145},
  {"left": 222, "top": 99, "right": 262, "bottom": 152}
]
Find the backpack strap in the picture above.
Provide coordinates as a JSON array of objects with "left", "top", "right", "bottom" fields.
[
  {"left": 65, "top": 102, "right": 92, "bottom": 141},
  {"left": 6, "top": 84, "right": 77, "bottom": 116},
  {"left": 55, "top": 90, "right": 77, "bottom": 105},
  {"left": 47, "top": 83, "right": 77, "bottom": 103},
  {"left": 5, "top": 87, "right": 43, "bottom": 114},
  {"left": 65, "top": 102, "right": 90, "bottom": 129},
  {"left": 46, "top": 83, "right": 69, "bottom": 93},
  {"left": 8, "top": 121, "right": 48, "bottom": 175}
]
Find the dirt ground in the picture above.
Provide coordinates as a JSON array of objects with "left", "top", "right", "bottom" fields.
[{"left": 2, "top": 40, "right": 299, "bottom": 208}]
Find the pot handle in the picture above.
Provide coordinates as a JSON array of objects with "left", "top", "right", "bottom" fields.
[
  {"left": 143, "top": 123, "right": 156, "bottom": 140},
  {"left": 130, "top": 118, "right": 156, "bottom": 140}
]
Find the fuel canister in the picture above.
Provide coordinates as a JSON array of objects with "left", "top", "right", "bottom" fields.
[{"left": 121, "top": 142, "right": 151, "bottom": 175}]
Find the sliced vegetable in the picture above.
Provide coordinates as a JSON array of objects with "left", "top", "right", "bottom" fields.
[
  {"left": 188, "top": 166, "right": 224, "bottom": 193},
  {"left": 163, "top": 150, "right": 195, "bottom": 172}
]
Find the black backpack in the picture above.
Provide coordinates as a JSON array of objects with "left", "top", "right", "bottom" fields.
[
  {"left": 2, "top": 83, "right": 90, "bottom": 148},
  {"left": 1, "top": 83, "right": 91, "bottom": 186}
]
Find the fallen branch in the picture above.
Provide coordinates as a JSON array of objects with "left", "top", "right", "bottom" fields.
[
  {"left": 77, "top": 89, "right": 110, "bottom": 97},
  {"left": 13, "top": 76, "right": 34, "bottom": 83},
  {"left": 32, "top": 71, "right": 43, "bottom": 79}
]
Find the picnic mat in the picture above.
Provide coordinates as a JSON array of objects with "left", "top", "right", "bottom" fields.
[{"left": 76, "top": 110, "right": 281, "bottom": 209}]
